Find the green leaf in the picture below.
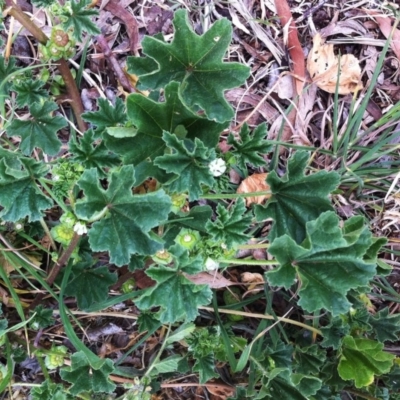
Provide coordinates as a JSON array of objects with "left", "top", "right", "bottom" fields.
[
  {"left": 137, "top": 311, "right": 161, "bottom": 333},
  {"left": 60, "top": 351, "right": 116, "bottom": 395},
  {"left": 293, "top": 345, "right": 326, "bottom": 375},
  {"left": 69, "top": 129, "right": 120, "bottom": 176},
  {"left": 320, "top": 317, "right": 350, "bottom": 350},
  {"left": 154, "top": 132, "right": 215, "bottom": 201},
  {"left": 12, "top": 79, "right": 48, "bottom": 107},
  {"left": 338, "top": 336, "right": 395, "bottom": 388},
  {"left": 105, "top": 82, "right": 226, "bottom": 166},
  {"left": 75, "top": 166, "right": 171, "bottom": 266},
  {"left": 383, "top": 364, "right": 400, "bottom": 391},
  {"left": 227, "top": 123, "right": 271, "bottom": 169},
  {"left": 192, "top": 353, "right": 218, "bottom": 384},
  {"left": 267, "top": 211, "right": 379, "bottom": 316},
  {"left": 369, "top": 307, "right": 400, "bottom": 343},
  {"left": 64, "top": 259, "right": 118, "bottom": 310},
  {"left": 61, "top": 0, "right": 100, "bottom": 41},
  {"left": 127, "top": 9, "right": 250, "bottom": 122},
  {"left": 31, "top": 0, "right": 56, "bottom": 7},
  {"left": 266, "top": 341, "right": 293, "bottom": 369},
  {"left": 82, "top": 97, "right": 127, "bottom": 138},
  {"left": 0, "top": 56, "right": 17, "bottom": 93},
  {"left": 255, "top": 151, "right": 340, "bottom": 243},
  {"left": 30, "top": 305, "right": 54, "bottom": 329},
  {"left": 174, "top": 205, "right": 212, "bottom": 232},
  {"left": 106, "top": 126, "right": 137, "bottom": 138},
  {"left": 206, "top": 198, "right": 252, "bottom": 247},
  {"left": 6, "top": 101, "right": 67, "bottom": 156},
  {"left": 0, "top": 153, "right": 53, "bottom": 221},
  {"left": 290, "top": 374, "right": 323, "bottom": 398},
  {"left": 151, "top": 354, "right": 183, "bottom": 375},
  {"left": 31, "top": 380, "right": 74, "bottom": 400},
  {"left": 259, "top": 368, "right": 320, "bottom": 399},
  {"left": 136, "top": 244, "right": 212, "bottom": 323}
]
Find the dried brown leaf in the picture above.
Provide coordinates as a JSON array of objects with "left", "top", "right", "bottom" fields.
[
  {"left": 237, "top": 173, "right": 270, "bottom": 206},
  {"left": 274, "top": 0, "right": 305, "bottom": 96},
  {"left": 307, "top": 33, "right": 363, "bottom": 94},
  {"left": 207, "top": 383, "right": 235, "bottom": 399},
  {"left": 183, "top": 272, "right": 235, "bottom": 289},
  {"left": 365, "top": 10, "right": 400, "bottom": 62}
]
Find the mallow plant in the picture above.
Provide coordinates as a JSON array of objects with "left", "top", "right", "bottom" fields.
[{"left": 0, "top": 2, "right": 399, "bottom": 399}]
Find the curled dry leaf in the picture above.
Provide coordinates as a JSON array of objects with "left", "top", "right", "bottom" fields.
[
  {"left": 237, "top": 173, "right": 270, "bottom": 206},
  {"left": 241, "top": 272, "right": 264, "bottom": 286},
  {"left": 307, "top": 33, "right": 363, "bottom": 94},
  {"left": 241, "top": 272, "right": 264, "bottom": 293},
  {"left": 183, "top": 271, "right": 235, "bottom": 289}
]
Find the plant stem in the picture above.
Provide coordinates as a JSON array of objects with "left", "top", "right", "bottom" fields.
[
  {"left": 144, "top": 324, "right": 172, "bottom": 377},
  {"left": 217, "top": 258, "right": 279, "bottom": 266},
  {"left": 199, "top": 306, "right": 322, "bottom": 335},
  {"left": 35, "top": 354, "right": 51, "bottom": 381},
  {"left": 236, "top": 243, "right": 270, "bottom": 250},
  {"left": 39, "top": 217, "right": 57, "bottom": 252},
  {"left": 4, "top": 1, "right": 87, "bottom": 132},
  {"left": 38, "top": 179, "right": 69, "bottom": 214},
  {"left": 343, "top": 388, "right": 381, "bottom": 400},
  {"left": 201, "top": 190, "right": 271, "bottom": 200}
]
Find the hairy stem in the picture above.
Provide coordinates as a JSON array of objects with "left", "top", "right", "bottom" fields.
[{"left": 4, "top": 1, "right": 87, "bottom": 132}]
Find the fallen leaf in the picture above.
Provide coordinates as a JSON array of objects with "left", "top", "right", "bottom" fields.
[
  {"left": 241, "top": 272, "right": 264, "bottom": 290},
  {"left": 307, "top": 33, "right": 363, "bottom": 94},
  {"left": 104, "top": 0, "right": 139, "bottom": 55},
  {"left": 274, "top": 0, "right": 305, "bottom": 96},
  {"left": 237, "top": 173, "right": 270, "bottom": 206},
  {"left": 364, "top": 10, "right": 400, "bottom": 62},
  {"left": 207, "top": 383, "right": 235, "bottom": 399},
  {"left": 183, "top": 271, "right": 235, "bottom": 289}
]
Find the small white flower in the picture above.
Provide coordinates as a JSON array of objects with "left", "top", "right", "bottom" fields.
[
  {"left": 209, "top": 158, "right": 226, "bottom": 177},
  {"left": 205, "top": 257, "right": 219, "bottom": 271},
  {"left": 73, "top": 222, "right": 87, "bottom": 235},
  {"left": 52, "top": 174, "right": 60, "bottom": 182},
  {"left": 15, "top": 223, "right": 23, "bottom": 230}
]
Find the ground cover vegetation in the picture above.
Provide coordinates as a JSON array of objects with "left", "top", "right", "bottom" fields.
[{"left": 0, "top": 0, "right": 400, "bottom": 399}]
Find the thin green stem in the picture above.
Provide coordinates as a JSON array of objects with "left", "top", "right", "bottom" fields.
[
  {"left": 343, "top": 388, "right": 381, "bottom": 400},
  {"left": 38, "top": 179, "right": 69, "bottom": 214},
  {"left": 199, "top": 306, "right": 322, "bottom": 335},
  {"left": 201, "top": 190, "right": 271, "bottom": 200},
  {"left": 39, "top": 217, "right": 57, "bottom": 251},
  {"left": 236, "top": 243, "right": 270, "bottom": 250},
  {"left": 217, "top": 258, "right": 279, "bottom": 266},
  {"left": 144, "top": 324, "right": 172, "bottom": 378},
  {"left": 35, "top": 355, "right": 51, "bottom": 381}
]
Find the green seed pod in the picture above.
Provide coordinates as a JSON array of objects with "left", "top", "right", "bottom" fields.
[
  {"left": 153, "top": 249, "right": 173, "bottom": 264},
  {"left": 44, "top": 345, "right": 68, "bottom": 369},
  {"left": 175, "top": 229, "right": 200, "bottom": 250},
  {"left": 51, "top": 223, "right": 74, "bottom": 246},
  {"left": 121, "top": 278, "right": 136, "bottom": 294},
  {"left": 170, "top": 193, "right": 187, "bottom": 213},
  {"left": 223, "top": 287, "right": 244, "bottom": 321}
]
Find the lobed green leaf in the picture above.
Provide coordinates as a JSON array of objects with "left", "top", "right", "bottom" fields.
[
  {"left": 255, "top": 151, "right": 340, "bottom": 244},
  {"left": 127, "top": 9, "right": 250, "bottom": 122},
  {"left": 75, "top": 166, "right": 171, "bottom": 266}
]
